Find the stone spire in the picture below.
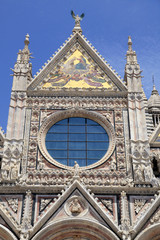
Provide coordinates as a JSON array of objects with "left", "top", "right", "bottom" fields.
[
  {"left": 126, "top": 36, "right": 137, "bottom": 64},
  {"left": 148, "top": 81, "right": 160, "bottom": 112},
  {"left": 151, "top": 76, "right": 159, "bottom": 96},
  {"left": 17, "top": 34, "right": 31, "bottom": 64},
  {"left": 124, "top": 36, "right": 142, "bottom": 92},
  {"left": 151, "top": 84, "right": 159, "bottom": 96},
  {"left": 125, "top": 36, "right": 150, "bottom": 182},
  {"left": 71, "top": 10, "right": 84, "bottom": 34},
  {"left": 12, "top": 34, "right": 32, "bottom": 91},
  {"left": 1, "top": 34, "right": 33, "bottom": 182}
]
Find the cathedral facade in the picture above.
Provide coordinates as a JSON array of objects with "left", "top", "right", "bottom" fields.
[{"left": 0, "top": 16, "right": 160, "bottom": 240}]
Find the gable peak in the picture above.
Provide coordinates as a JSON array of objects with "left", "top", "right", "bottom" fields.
[{"left": 28, "top": 30, "right": 127, "bottom": 93}]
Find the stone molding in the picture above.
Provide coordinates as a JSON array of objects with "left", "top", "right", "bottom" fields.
[
  {"left": 30, "top": 180, "right": 120, "bottom": 239},
  {"left": 38, "top": 108, "right": 116, "bottom": 170},
  {"left": 27, "top": 96, "right": 128, "bottom": 110}
]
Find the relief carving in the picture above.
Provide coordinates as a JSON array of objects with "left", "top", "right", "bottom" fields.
[
  {"left": 134, "top": 199, "right": 146, "bottom": 214},
  {"left": 65, "top": 196, "right": 88, "bottom": 217},
  {"left": 6, "top": 197, "right": 19, "bottom": 213},
  {"left": 101, "top": 199, "right": 113, "bottom": 212}
]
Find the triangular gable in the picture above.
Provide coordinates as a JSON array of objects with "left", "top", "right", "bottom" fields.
[
  {"left": 27, "top": 33, "right": 127, "bottom": 96},
  {"left": 30, "top": 180, "right": 120, "bottom": 238},
  {"left": 44, "top": 189, "right": 107, "bottom": 227},
  {"left": 0, "top": 200, "right": 20, "bottom": 237},
  {"left": 131, "top": 192, "right": 160, "bottom": 239},
  {"left": 34, "top": 195, "right": 58, "bottom": 224},
  {"left": 129, "top": 195, "right": 154, "bottom": 225},
  {"left": 149, "top": 123, "right": 160, "bottom": 147}
]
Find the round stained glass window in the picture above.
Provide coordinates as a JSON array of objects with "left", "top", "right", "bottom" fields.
[{"left": 45, "top": 117, "right": 109, "bottom": 167}]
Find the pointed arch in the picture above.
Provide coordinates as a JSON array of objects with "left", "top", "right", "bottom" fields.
[
  {"left": 135, "top": 223, "right": 160, "bottom": 240},
  {"left": 31, "top": 218, "right": 120, "bottom": 240},
  {"left": 0, "top": 224, "right": 18, "bottom": 240}
]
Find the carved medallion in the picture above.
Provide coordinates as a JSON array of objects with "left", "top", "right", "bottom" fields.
[{"left": 65, "top": 196, "right": 88, "bottom": 217}]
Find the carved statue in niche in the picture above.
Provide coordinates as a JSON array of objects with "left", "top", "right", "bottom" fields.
[
  {"left": 134, "top": 164, "right": 144, "bottom": 182},
  {"left": 1, "top": 167, "right": 9, "bottom": 180},
  {"left": 11, "top": 162, "right": 18, "bottom": 180},
  {"left": 104, "top": 175, "right": 110, "bottom": 186},
  {"left": 110, "top": 161, "right": 116, "bottom": 171},
  {"left": 144, "top": 164, "right": 153, "bottom": 182},
  {"left": 96, "top": 176, "right": 103, "bottom": 185},
  {"left": 134, "top": 162, "right": 160, "bottom": 186}
]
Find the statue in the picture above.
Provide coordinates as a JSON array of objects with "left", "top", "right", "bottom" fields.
[
  {"left": 11, "top": 162, "right": 18, "bottom": 180},
  {"left": 71, "top": 10, "right": 85, "bottom": 30},
  {"left": 144, "top": 164, "right": 152, "bottom": 182},
  {"left": 1, "top": 168, "right": 9, "bottom": 180},
  {"left": 74, "top": 161, "right": 79, "bottom": 177},
  {"left": 134, "top": 164, "right": 144, "bottom": 182},
  {"left": 69, "top": 198, "right": 81, "bottom": 214}
]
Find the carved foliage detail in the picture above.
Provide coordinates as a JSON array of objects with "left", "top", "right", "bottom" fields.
[
  {"left": 101, "top": 199, "right": 113, "bottom": 213},
  {"left": 134, "top": 199, "right": 146, "bottom": 214},
  {"left": 6, "top": 197, "right": 19, "bottom": 213},
  {"left": 40, "top": 198, "right": 53, "bottom": 212},
  {"left": 150, "top": 207, "right": 160, "bottom": 224}
]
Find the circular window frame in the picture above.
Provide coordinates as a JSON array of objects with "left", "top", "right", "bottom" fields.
[{"left": 38, "top": 109, "right": 115, "bottom": 170}]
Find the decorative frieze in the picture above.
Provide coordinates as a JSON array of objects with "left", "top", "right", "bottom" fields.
[
  {"left": 1, "top": 140, "right": 23, "bottom": 182},
  {"left": 27, "top": 96, "right": 127, "bottom": 110},
  {"left": 24, "top": 169, "right": 131, "bottom": 187}
]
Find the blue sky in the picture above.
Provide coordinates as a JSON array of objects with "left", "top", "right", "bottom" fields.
[{"left": 1, "top": 0, "right": 160, "bottom": 131}]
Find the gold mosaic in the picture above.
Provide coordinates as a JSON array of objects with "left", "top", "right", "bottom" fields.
[
  {"left": 42, "top": 50, "right": 113, "bottom": 89},
  {"left": 155, "top": 133, "right": 160, "bottom": 142}
]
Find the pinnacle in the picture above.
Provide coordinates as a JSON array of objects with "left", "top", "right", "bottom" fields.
[
  {"left": 126, "top": 36, "right": 137, "bottom": 64},
  {"left": 128, "top": 36, "right": 132, "bottom": 51},
  {"left": 24, "top": 33, "right": 30, "bottom": 47},
  {"left": 151, "top": 84, "right": 159, "bottom": 96}
]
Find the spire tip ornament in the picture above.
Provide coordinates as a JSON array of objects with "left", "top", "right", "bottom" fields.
[
  {"left": 152, "top": 75, "right": 155, "bottom": 88},
  {"left": 151, "top": 75, "right": 159, "bottom": 95},
  {"left": 128, "top": 36, "right": 132, "bottom": 51},
  {"left": 71, "top": 10, "right": 85, "bottom": 34},
  {"left": 24, "top": 33, "right": 30, "bottom": 46}
]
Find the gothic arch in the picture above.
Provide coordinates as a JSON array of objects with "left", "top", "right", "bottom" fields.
[
  {"left": 0, "top": 224, "right": 18, "bottom": 240},
  {"left": 135, "top": 223, "right": 160, "bottom": 240},
  {"left": 31, "top": 218, "right": 120, "bottom": 240}
]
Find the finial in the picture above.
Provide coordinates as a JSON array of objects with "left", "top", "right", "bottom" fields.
[
  {"left": 152, "top": 75, "right": 155, "bottom": 89},
  {"left": 128, "top": 36, "right": 132, "bottom": 51},
  {"left": 71, "top": 10, "right": 85, "bottom": 34},
  {"left": 24, "top": 33, "right": 30, "bottom": 47},
  {"left": 151, "top": 75, "right": 159, "bottom": 95}
]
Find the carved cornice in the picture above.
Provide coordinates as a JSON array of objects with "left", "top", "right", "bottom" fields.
[
  {"left": 26, "top": 96, "right": 128, "bottom": 110},
  {"left": 27, "top": 89, "right": 128, "bottom": 98}
]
